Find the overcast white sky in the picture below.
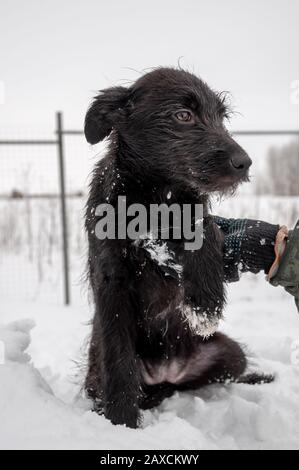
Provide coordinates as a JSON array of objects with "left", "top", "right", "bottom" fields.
[{"left": 0, "top": 0, "right": 298, "bottom": 131}]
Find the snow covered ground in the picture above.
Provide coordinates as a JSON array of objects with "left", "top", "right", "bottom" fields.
[{"left": 1, "top": 271, "right": 299, "bottom": 450}]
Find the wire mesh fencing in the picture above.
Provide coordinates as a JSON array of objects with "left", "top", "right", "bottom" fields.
[
  {"left": 0, "top": 115, "right": 96, "bottom": 305},
  {"left": 0, "top": 116, "right": 298, "bottom": 305}
]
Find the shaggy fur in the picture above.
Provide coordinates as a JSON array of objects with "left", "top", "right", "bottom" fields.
[{"left": 84, "top": 67, "right": 268, "bottom": 428}]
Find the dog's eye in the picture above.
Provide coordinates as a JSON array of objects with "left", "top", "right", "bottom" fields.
[{"left": 174, "top": 110, "right": 194, "bottom": 123}]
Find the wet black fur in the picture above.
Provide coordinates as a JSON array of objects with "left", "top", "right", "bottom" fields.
[{"left": 84, "top": 67, "right": 269, "bottom": 428}]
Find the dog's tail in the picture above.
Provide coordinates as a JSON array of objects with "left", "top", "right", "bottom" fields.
[{"left": 237, "top": 372, "right": 275, "bottom": 385}]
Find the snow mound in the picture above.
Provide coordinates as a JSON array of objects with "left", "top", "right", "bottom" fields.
[
  {"left": 0, "top": 319, "right": 35, "bottom": 363},
  {"left": 1, "top": 274, "right": 299, "bottom": 449}
]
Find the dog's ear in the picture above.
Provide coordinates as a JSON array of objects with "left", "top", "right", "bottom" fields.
[{"left": 84, "top": 86, "right": 130, "bottom": 144}]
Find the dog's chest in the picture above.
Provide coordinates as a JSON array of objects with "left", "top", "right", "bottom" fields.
[{"left": 135, "top": 240, "right": 223, "bottom": 338}]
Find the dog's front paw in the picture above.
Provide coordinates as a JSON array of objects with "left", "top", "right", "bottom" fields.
[
  {"left": 105, "top": 397, "right": 140, "bottom": 428},
  {"left": 181, "top": 303, "right": 222, "bottom": 338}
]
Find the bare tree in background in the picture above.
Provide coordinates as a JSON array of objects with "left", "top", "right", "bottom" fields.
[{"left": 264, "top": 138, "right": 299, "bottom": 196}]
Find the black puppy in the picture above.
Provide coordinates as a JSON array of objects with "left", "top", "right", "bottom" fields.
[{"left": 84, "top": 67, "right": 269, "bottom": 428}]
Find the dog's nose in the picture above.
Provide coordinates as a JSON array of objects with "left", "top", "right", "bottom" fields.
[{"left": 230, "top": 150, "right": 252, "bottom": 172}]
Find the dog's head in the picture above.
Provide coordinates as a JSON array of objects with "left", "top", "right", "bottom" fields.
[{"left": 85, "top": 67, "right": 252, "bottom": 194}]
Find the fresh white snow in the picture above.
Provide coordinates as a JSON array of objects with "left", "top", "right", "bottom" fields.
[{"left": 1, "top": 272, "right": 299, "bottom": 450}]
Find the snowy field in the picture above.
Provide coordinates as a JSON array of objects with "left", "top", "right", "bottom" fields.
[{"left": 1, "top": 271, "right": 299, "bottom": 450}]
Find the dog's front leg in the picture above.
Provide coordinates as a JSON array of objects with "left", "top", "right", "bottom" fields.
[
  {"left": 182, "top": 221, "right": 225, "bottom": 332},
  {"left": 92, "top": 254, "right": 140, "bottom": 428}
]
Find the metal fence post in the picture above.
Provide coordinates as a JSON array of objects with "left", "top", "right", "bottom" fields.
[{"left": 56, "top": 112, "right": 70, "bottom": 305}]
